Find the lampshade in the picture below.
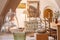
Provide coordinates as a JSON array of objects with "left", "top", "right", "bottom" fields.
[{"left": 18, "top": 3, "right": 26, "bottom": 9}]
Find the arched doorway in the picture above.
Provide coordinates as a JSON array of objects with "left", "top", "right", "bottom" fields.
[{"left": 44, "top": 9, "right": 53, "bottom": 22}]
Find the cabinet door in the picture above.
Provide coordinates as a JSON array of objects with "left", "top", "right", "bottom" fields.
[{"left": 36, "top": 33, "right": 48, "bottom": 40}]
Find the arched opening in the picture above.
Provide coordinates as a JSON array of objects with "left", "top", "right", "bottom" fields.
[{"left": 44, "top": 9, "right": 53, "bottom": 22}]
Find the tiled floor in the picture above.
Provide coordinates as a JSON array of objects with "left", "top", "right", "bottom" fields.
[
  {"left": 0, "top": 33, "right": 54, "bottom": 40},
  {"left": 0, "top": 33, "right": 14, "bottom": 40}
]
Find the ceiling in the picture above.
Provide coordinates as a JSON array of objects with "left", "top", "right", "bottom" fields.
[{"left": 55, "top": 0, "right": 60, "bottom": 8}]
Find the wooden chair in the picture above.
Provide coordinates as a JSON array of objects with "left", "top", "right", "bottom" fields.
[
  {"left": 50, "top": 31, "right": 57, "bottom": 40},
  {"left": 48, "top": 28, "right": 57, "bottom": 40}
]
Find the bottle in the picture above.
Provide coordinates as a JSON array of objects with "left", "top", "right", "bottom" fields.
[{"left": 55, "top": 18, "right": 58, "bottom": 24}]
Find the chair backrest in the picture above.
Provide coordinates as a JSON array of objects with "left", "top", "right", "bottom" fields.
[{"left": 13, "top": 32, "right": 25, "bottom": 40}]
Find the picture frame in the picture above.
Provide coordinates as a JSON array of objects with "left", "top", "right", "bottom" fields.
[{"left": 27, "top": 1, "right": 39, "bottom": 17}]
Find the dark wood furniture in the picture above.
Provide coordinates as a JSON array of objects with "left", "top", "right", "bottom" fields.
[
  {"left": 57, "top": 25, "right": 60, "bottom": 40},
  {"left": 36, "top": 33, "right": 48, "bottom": 40}
]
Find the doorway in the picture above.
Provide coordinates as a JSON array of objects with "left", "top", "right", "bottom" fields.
[{"left": 44, "top": 9, "right": 53, "bottom": 22}]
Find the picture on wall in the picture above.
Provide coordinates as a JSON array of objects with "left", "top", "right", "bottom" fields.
[{"left": 27, "top": 1, "right": 39, "bottom": 17}]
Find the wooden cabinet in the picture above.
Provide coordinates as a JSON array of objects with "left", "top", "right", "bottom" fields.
[{"left": 36, "top": 33, "right": 48, "bottom": 40}]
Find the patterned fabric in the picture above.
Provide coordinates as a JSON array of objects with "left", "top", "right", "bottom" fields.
[{"left": 25, "top": 20, "right": 38, "bottom": 32}]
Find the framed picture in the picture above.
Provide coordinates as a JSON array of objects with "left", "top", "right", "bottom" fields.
[{"left": 27, "top": 1, "right": 39, "bottom": 17}]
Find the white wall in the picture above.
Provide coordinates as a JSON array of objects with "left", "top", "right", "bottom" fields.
[
  {"left": 16, "top": 0, "right": 27, "bottom": 28},
  {"left": 16, "top": 0, "right": 59, "bottom": 28},
  {"left": 0, "top": 0, "right": 7, "bottom": 14},
  {"left": 16, "top": 0, "right": 40, "bottom": 28},
  {"left": 55, "top": 0, "right": 60, "bottom": 8},
  {"left": 16, "top": 9, "right": 26, "bottom": 28}
]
